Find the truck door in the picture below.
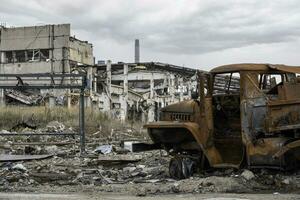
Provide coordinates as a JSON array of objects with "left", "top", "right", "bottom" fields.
[{"left": 211, "top": 73, "right": 244, "bottom": 167}]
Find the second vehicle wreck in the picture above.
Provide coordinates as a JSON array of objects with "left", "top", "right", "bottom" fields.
[{"left": 144, "top": 63, "right": 300, "bottom": 179}]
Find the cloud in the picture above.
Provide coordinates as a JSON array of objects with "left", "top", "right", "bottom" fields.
[{"left": 1, "top": 0, "right": 300, "bottom": 58}]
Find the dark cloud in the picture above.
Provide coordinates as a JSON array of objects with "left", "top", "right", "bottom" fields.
[{"left": 1, "top": 0, "right": 300, "bottom": 57}]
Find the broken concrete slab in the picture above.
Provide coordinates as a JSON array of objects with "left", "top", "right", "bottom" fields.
[
  {"left": 12, "top": 163, "right": 27, "bottom": 171},
  {"left": 98, "top": 154, "right": 142, "bottom": 163},
  {"left": 0, "top": 154, "right": 52, "bottom": 162},
  {"left": 94, "top": 145, "right": 113, "bottom": 154}
]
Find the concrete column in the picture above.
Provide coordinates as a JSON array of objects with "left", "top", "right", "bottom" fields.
[
  {"left": 163, "top": 75, "right": 168, "bottom": 95},
  {"left": 150, "top": 73, "right": 154, "bottom": 99},
  {"left": 102, "top": 94, "right": 110, "bottom": 112},
  {"left": 0, "top": 52, "right": 5, "bottom": 64},
  {"left": 179, "top": 77, "right": 183, "bottom": 102},
  {"left": 161, "top": 98, "right": 165, "bottom": 108},
  {"left": 66, "top": 89, "right": 71, "bottom": 108},
  {"left": 119, "top": 96, "right": 126, "bottom": 122},
  {"left": 84, "top": 66, "right": 93, "bottom": 108},
  {"left": 147, "top": 101, "right": 155, "bottom": 122},
  {"left": 0, "top": 89, "right": 5, "bottom": 107},
  {"left": 142, "top": 111, "right": 146, "bottom": 123},
  {"left": 93, "top": 75, "right": 97, "bottom": 93},
  {"left": 106, "top": 60, "right": 112, "bottom": 111},
  {"left": 120, "top": 64, "right": 128, "bottom": 122},
  {"left": 49, "top": 96, "right": 56, "bottom": 107},
  {"left": 170, "top": 76, "right": 175, "bottom": 103},
  {"left": 147, "top": 73, "right": 155, "bottom": 122},
  {"left": 85, "top": 96, "right": 91, "bottom": 107},
  {"left": 188, "top": 80, "right": 192, "bottom": 99},
  {"left": 87, "top": 67, "right": 93, "bottom": 107},
  {"left": 0, "top": 52, "right": 5, "bottom": 107}
]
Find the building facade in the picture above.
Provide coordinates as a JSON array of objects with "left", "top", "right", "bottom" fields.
[{"left": 0, "top": 24, "right": 93, "bottom": 106}]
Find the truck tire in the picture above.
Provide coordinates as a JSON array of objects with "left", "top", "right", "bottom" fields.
[{"left": 169, "top": 156, "right": 196, "bottom": 179}]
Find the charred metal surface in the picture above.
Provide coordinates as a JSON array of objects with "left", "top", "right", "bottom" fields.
[{"left": 145, "top": 63, "right": 300, "bottom": 178}]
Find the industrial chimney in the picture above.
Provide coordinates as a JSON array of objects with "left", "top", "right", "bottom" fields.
[{"left": 134, "top": 39, "right": 140, "bottom": 63}]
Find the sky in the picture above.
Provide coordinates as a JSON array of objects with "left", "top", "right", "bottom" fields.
[{"left": 1, "top": 0, "right": 300, "bottom": 70}]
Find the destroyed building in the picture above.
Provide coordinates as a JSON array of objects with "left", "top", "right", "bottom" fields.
[
  {"left": 0, "top": 23, "right": 207, "bottom": 122},
  {"left": 92, "top": 62, "right": 198, "bottom": 122},
  {"left": 0, "top": 24, "right": 94, "bottom": 107}
]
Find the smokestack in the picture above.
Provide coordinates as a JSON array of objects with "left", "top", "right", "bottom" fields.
[{"left": 134, "top": 39, "right": 140, "bottom": 63}]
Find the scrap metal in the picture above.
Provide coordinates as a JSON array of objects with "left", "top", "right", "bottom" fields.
[{"left": 144, "top": 63, "right": 300, "bottom": 179}]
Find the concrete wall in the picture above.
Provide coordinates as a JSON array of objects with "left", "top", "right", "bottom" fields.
[
  {"left": 69, "top": 38, "right": 93, "bottom": 65},
  {"left": 0, "top": 24, "right": 70, "bottom": 50},
  {"left": 0, "top": 24, "right": 71, "bottom": 74}
]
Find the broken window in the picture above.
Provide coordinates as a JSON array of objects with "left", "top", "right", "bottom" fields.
[
  {"left": 5, "top": 51, "right": 13, "bottom": 63},
  {"left": 27, "top": 50, "right": 40, "bottom": 61},
  {"left": 40, "top": 49, "right": 50, "bottom": 61},
  {"left": 27, "top": 49, "right": 50, "bottom": 62},
  {"left": 259, "top": 74, "right": 284, "bottom": 91},
  {"left": 257, "top": 72, "right": 299, "bottom": 100},
  {"left": 214, "top": 73, "right": 240, "bottom": 95},
  {"left": 2, "top": 49, "right": 50, "bottom": 63},
  {"left": 15, "top": 50, "right": 26, "bottom": 63}
]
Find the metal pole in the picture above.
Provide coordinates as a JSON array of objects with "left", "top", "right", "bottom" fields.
[{"left": 79, "top": 88, "right": 85, "bottom": 155}]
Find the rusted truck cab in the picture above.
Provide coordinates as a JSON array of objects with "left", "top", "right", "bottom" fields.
[{"left": 145, "top": 63, "right": 300, "bottom": 179}]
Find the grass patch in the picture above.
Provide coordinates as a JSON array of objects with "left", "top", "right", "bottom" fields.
[{"left": 0, "top": 106, "right": 145, "bottom": 137}]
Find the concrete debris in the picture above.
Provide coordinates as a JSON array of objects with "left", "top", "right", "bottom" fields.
[
  {"left": 12, "top": 163, "right": 27, "bottom": 172},
  {"left": 0, "top": 130, "right": 10, "bottom": 134},
  {"left": 94, "top": 145, "right": 113, "bottom": 154},
  {"left": 5, "top": 89, "right": 42, "bottom": 105},
  {"left": 123, "top": 141, "right": 134, "bottom": 152},
  {"left": 46, "top": 121, "right": 65, "bottom": 132},
  {"left": 282, "top": 178, "right": 290, "bottom": 185},
  {"left": 0, "top": 154, "right": 52, "bottom": 162},
  {"left": 0, "top": 123, "right": 300, "bottom": 195},
  {"left": 97, "top": 154, "right": 142, "bottom": 163},
  {"left": 241, "top": 169, "right": 255, "bottom": 181}
]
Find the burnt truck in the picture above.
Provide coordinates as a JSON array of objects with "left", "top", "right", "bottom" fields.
[{"left": 144, "top": 63, "right": 300, "bottom": 179}]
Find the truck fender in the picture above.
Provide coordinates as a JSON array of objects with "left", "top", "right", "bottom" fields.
[{"left": 273, "top": 139, "right": 300, "bottom": 158}]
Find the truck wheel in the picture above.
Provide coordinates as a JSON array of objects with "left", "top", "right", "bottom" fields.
[{"left": 169, "top": 156, "right": 196, "bottom": 179}]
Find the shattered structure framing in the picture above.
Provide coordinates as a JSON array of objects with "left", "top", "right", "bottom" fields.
[
  {"left": 0, "top": 24, "right": 238, "bottom": 123},
  {"left": 0, "top": 24, "right": 94, "bottom": 108},
  {"left": 0, "top": 73, "right": 87, "bottom": 154},
  {"left": 91, "top": 62, "right": 239, "bottom": 122},
  {"left": 93, "top": 62, "right": 200, "bottom": 122}
]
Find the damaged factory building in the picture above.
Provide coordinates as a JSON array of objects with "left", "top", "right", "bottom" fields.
[
  {"left": 93, "top": 62, "right": 198, "bottom": 122},
  {"left": 0, "top": 24, "right": 94, "bottom": 107},
  {"left": 0, "top": 23, "right": 201, "bottom": 122}
]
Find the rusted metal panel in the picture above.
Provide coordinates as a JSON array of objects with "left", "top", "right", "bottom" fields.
[
  {"left": 273, "top": 139, "right": 300, "bottom": 158},
  {"left": 211, "top": 63, "right": 300, "bottom": 74},
  {"left": 278, "top": 83, "right": 300, "bottom": 100},
  {"left": 145, "top": 121, "right": 222, "bottom": 166},
  {"left": 266, "top": 101, "right": 300, "bottom": 132}
]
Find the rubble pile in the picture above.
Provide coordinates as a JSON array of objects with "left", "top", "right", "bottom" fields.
[
  {"left": 5, "top": 89, "right": 43, "bottom": 106},
  {"left": 1, "top": 121, "right": 300, "bottom": 196},
  {"left": 0, "top": 121, "right": 77, "bottom": 156}
]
